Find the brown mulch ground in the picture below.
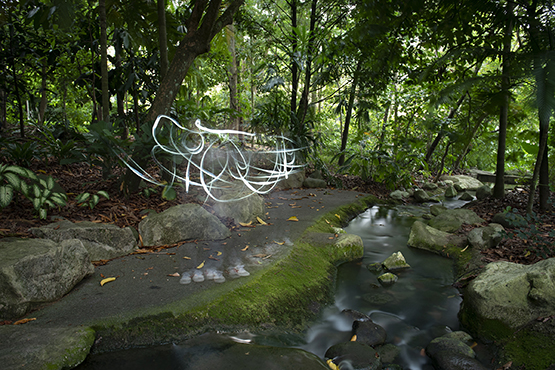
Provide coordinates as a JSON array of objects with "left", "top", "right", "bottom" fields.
[{"left": 1, "top": 158, "right": 553, "bottom": 266}]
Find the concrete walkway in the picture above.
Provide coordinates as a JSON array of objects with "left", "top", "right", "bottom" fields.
[{"left": 0, "top": 188, "right": 377, "bottom": 370}]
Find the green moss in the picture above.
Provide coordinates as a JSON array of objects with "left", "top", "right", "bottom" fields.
[
  {"left": 502, "top": 329, "right": 555, "bottom": 370},
  {"left": 44, "top": 327, "right": 96, "bottom": 370},
  {"left": 459, "top": 303, "right": 514, "bottom": 341}
]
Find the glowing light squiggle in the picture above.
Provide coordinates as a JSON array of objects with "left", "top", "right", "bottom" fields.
[{"left": 120, "top": 115, "right": 305, "bottom": 202}]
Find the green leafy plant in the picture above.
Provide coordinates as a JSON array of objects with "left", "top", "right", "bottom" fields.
[
  {"left": 5, "top": 141, "right": 41, "bottom": 167},
  {"left": 0, "top": 164, "right": 67, "bottom": 219},
  {"left": 75, "top": 191, "right": 110, "bottom": 209}
]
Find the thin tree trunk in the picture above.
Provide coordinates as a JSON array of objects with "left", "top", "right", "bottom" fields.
[
  {"left": 158, "top": 0, "right": 169, "bottom": 80},
  {"left": 115, "top": 35, "right": 128, "bottom": 138},
  {"left": 296, "top": 0, "right": 317, "bottom": 127},
  {"left": 453, "top": 113, "right": 487, "bottom": 171},
  {"left": 38, "top": 61, "right": 47, "bottom": 125},
  {"left": 338, "top": 60, "right": 361, "bottom": 166},
  {"left": 227, "top": 24, "right": 240, "bottom": 132},
  {"left": 289, "top": 0, "right": 298, "bottom": 119},
  {"left": 8, "top": 20, "right": 24, "bottom": 138},
  {"left": 493, "top": 0, "right": 514, "bottom": 199},
  {"left": 99, "top": 0, "right": 110, "bottom": 122}
]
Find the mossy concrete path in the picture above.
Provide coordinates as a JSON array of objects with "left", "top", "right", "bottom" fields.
[{"left": 0, "top": 188, "right": 378, "bottom": 370}]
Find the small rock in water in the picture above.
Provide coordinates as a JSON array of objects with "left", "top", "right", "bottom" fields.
[
  {"left": 377, "top": 272, "right": 398, "bottom": 286},
  {"left": 367, "top": 262, "right": 384, "bottom": 273},
  {"left": 459, "top": 192, "right": 474, "bottom": 201},
  {"left": 444, "top": 185, "right": 458, "bottom": 198},
  {"left": 382, "top": 251, "right": 410, "bottom": 271},
  {"left": 325, "top": 341, "right": 382, "bottom": 370},
  {"left": 413, "top": 189, "right": 431, "bottom": 203},
  {"left": 352, "top": 319, "right": 387, "bottom": 347}
]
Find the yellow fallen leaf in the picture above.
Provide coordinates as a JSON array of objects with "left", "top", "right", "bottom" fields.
[
  {"left": 216, "top": 251, "right": 222, "bottom": 256},
  {"left": 13, "top": 318, "right": 36, "bottom": 325},
  {"left": 335, "top": 214, "right": 341, "bottom": 219},
  {"left": 100, "top": 277, "right": 116, "bottom": 286},
  {"left": 327, "top": 359, "right": 339, "bottom": 370},
  {"left": 257, "top": 216, "right": 267, "bottom": 225},
  {"left": 197, "top": 261, "right": 205, "bottom": 269},
  {"left": 168, "top": 272, "right": 180, "bottom": 277},
  {"left": 350, "top": 334, "right": 357, "bottom": 341},
  {"left": 525, "top": 251, "right": 531, "bottom": 257},
  {"left": 183, "top": 256, "right": 191, "bottom": 260},
  {"left": 287, "top": 216, "right": 299, "bottom": 222},
  {"left": 239, "top": 221, "right": 252, "bottom": 227},
  {"left": 242, "top": 245, "right": 249, "bottom": 251},
  {"left": 274, "top": 241, "right": 285, "bottom": 245},
  {"left": 325, "top": 219, "right": 331, "bottom": 224}
]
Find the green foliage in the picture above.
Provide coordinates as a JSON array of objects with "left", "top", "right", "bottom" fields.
[
  {"left": 502, "top": 206, "right": 555, "bottom": 259},
  {"left": 4, "top": 141, "right": 41, "bottom": 167},
  {"left": 34, "top": 126, "right": 87, "bottom": 165},
  {"left": 75, "top": 191, "right": 110, "bottom": 210},
  {"left": 84, "top": 121, "right": 130, "bottom": 178},
  {"left": 0, "top": 164, "right": 67, "bottom": 219}
]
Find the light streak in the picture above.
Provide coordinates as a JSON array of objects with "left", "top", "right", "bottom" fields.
[{"left": 120, "top": 115, "right": 305, "bottom": 202}]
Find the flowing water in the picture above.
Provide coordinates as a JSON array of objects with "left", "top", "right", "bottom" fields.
[{"left": 77, "top": 204, "right": 466, "bottom": 369}]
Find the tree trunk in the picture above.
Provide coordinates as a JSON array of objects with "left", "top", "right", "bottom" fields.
[
  {"left": 8, "top": 20, "right": 24, "bottom": 138},
  {"left": 296, "top": 0, "right": 317, "bottom": 127},
  {"left": 115, "top": 34, "right": 128, "bottom": 138},
  {"left": 289, "top": 0, "right": 298, "bottom": 119},
  {"left": 123, "top": 0, "right": 244, "bottom": 194},
  {"left": 539, "top": 140, "right": 549, "bottom": 212},
  {"left": 158, "top": 0, "right": 169, "bottom": 80},
  {"left": 338, "top": 60, "right": 361, "bottom": 166},
  {"left": 452, "top": 113, "right": 487, "bottom": 171},
  {"left": 227, "top": 24, "right": 240, "bottom": 132},
  {"left": 145, "top": 0, "right": 244, "bottom": 123},
  {"left": 38, "top": 61, "right": 47, "bottom": 125},
  {"left": 99, "top": 0, "right": 110, "bottom": 122},
  {"left": 493, "top": 0, "right": 514, "bottom": 199}
]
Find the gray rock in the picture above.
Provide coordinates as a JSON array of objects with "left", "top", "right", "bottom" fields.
[
  {"left": 431, "top": 352, "right": 488, "bottom": 370},
  {"left": 325, "top": 341, "right": 382, "bottom": 370},
  {"left": 353, "top": 319, "right": 387, "bottom": 346},
  {"left": 426, "top": 334, "right": 476, "bottom": 359},
  {"left": 461, "top": 258, "right": 555, "bottom": 340},
  {"left": 212, "top": 186, "right": 265, "bottom": 225},
  {"left": 382, "top": 251, "right": 410, "bottom": 271},
  {"left": 475, "top": 185, "right": 492, "bottom": 200},
  {"left": 377, "top": 272, "right": 398, "bottom": 285},
  {"left": 430, "top": 205, "right": 447, "bottom": 216},
  {"left": 407, "top": 221, "right": 468, "bottom": 255},
  {"left": 309, "top": 170, "right": 324, "bottom": 179},
  {"left": 376, "top": 343, "right": 400, "bottom": 364},
  {"left": 423, "top": 182, "right": 438, "bottom": 191},
  {"left": 444, "top": 185, "right": 458, "bottom": 198},
  {"left": 367, "top": 263, "right": 383, "bottom": 273},
  {"left": 467, "top": 225, "right": 503, "bottom": 250},
  {"left": 440, "top": 175, "right": 484, "bottom": 191},
  {"left": 303, "top": 177, "right": 327, "bottom": 188},
  {"left": 341, "top": 309, "right": 372, "bottom": 322},
  {"left": 0, "top": 238, "right": 94, "bottom": 319},
  {"left": 31, "top": 220, "right": 137, "bottom": 261},
  {"left": 413, "top": 189, "right": 431, "bottom": 203},
  {"left": 139, "top": 204, "right": 231, "bottom": 246},
  {"left": 276, "top": 170, "right": 305, "bottom": 189},
  {"left": 459, "top": 192, "right": 474, "bottom": 201},
  {"left": 425, "top": 331, "right": 489, "bottom": 370},
  {"left": 390, "top": 190, "right": 409, "bottom": 200},
  {"left": 428, "top": 209, "right": 484, "bottom": 233},
  {"left": 0, "top": 325, "right": 95, "bottom": 370}
]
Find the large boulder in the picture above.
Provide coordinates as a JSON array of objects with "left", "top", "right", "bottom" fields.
[
  {"left": 413, "top": 189, "right": 431, "bottom": 203},
  {"left": 467, "top": 224, "right": 504, "bottom": 250},
  {"left": 426, "top": 331, "right": 488, "bottom": 370},
  {"left": 428, "top": 209, "right": 485, "bottom": 233},
  {"left": 139, "top": 204, "right": 231, "bottom": 246},
  {"left": 276, "top": 170, "right": 305, "bottom": 189},
  {"left": 407, "top": 221, "right": 467, "bottom": 255},
  {"left": 31, "top": 220, "right": 137, "bottom": 261},
  {"left": 475, "top": 185, "right": 492, "bottom": 200},
  {"left": 440, "top": 175, "right": 484, "bottom": 191},
  {"left": 460, "top": 258, "right": 555, "bottom": 341},
  {"left": 0, "top": 238, "right": 94, "bottom": 319},
  {"left": 0, "top": 325, "right": 95, "bottom": 370},
  {"left": 212, "top": 186, "right": 265, "bottom": 225}
]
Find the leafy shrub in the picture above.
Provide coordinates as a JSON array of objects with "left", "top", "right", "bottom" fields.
[
  {"left": 0, "top": 164, "right": 67, "bottom": 219},
  {"left": 76, "top": 191, "right": 110, "bottom": 209}
]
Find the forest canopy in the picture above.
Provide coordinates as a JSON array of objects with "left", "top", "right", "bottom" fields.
[{"left": 0, "top": 0, "right": 554, "bottom": 212}]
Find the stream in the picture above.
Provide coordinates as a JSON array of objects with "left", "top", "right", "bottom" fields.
[{"left": 77, "top": 202, "right": 475, "bottom": 370}]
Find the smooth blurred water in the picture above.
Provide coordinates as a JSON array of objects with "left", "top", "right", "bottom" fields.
[
  {"left": 77, "top": 205, "right": 464, "bottom": 370},
  {"left": 299, "top": 206, "right": 462, "bottom": 369}
]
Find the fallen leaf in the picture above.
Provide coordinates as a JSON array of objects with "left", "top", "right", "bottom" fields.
[
  {"left": 183, "top": 256, "right": 191, "bottom": 260},
  {"left": 13, "top": 318, "right": 36, "bottom": 325},
  {"left": 335, "top": 214, "right": 341, "bottom": 219},
  {"left": 257, "top": 216, "right": 267, "bottom": 225},
  {"left": 100, "top": 277, "right": 116, "bottom": 286},
  {"left": 239, "top": 221, "right": 252, "bottom": 227},
  {"left": 216, "top": 251, "right": 222, "bottom": 256},
  {"left": 327, "top": 359, "right": 339, "bottom": 370},
  {"left": 350, "top": 334, "right": 357, "bottom": 341},
  {"left": 197, "top": 261, "right": 205, "bottom": 269},
  {"left": 241, "top": 245, "right": 249, "bottom": 251},
  {"left": 168, "top": 272, "right": 180, "bottom": 277},
  {"left": 287, "top": 216, "right": 299, "bottom": 222},
  {"left": 325, "top": 219, "right": 331, "bottom": 224},
  {"left": 252, "top": 254, "right": 268, "bottom": 258},
  {"left": 274, "top": 241, "right": 285, "bottom": 245}
]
